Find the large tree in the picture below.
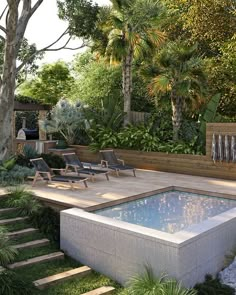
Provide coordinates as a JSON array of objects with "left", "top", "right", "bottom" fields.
[
  {"left": 0, "top": 0, "right": 97, "bottom": 159},
  {"left": 19, "top": 61, "right": 74, "bottom": 105},
  {"left": 148, "top": 42, "right": 207, "bottom": 141},
  {"left": 99, "top": 0, "right": 165, "bottom": 124}
]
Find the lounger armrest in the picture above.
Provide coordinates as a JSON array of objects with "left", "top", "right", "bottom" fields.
[
  {"left": 117, "top": 159, "right": 125, "bottom": 165},
  {"left": 101, "top": 160, "right": 108, "bottom": 167},
  {"left": 81, "top": 162, "right": 92, "bottom": 169}
]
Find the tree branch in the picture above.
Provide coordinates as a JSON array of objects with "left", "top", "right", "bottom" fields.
[
  {"left": 0, "top": 4, "right": 8, "bottom": 21},
  {"left": 0, "top": 25, "right": 6, "bottom": 35},
  {"left": 30, "top": 0, "right": 44, "bottom": 17},
  {"left": 16, "top": 27, "right": 87, "bottom": 73}
]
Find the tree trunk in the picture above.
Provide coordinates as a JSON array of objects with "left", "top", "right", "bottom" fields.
[
  {"left": 0, "top": 0, "right": 44, "bottom": 160},
  {"left": 0, "top": 1, "right": 19, "bottom": 160},
  {"left": 171, "top": 94, "right": 183, "bottom": 142},
  {"left": 122, "top": 47, "right": 133, "bottom": 126}
]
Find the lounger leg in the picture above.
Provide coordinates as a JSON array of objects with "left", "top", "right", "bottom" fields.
[
  {"left": 91, "top": 174, "right": 95, "bottom": 182},
  {"left": 69, "top": 180, "right": 74, "bottom": 190},
  {"left": 105, "top": 173, "right": 109, "bottom": 181},
  {"left": 32, "top": 171, "right": 40, "bottom": 187},
  {"left": 116, "top": 169, "right": 119, "bottom": 177},
  {"left": 133, "top": 169, "right": 136, "bottom": 177},
  {"left": 84, "top": 180, "right": 88, "bottom": 188},
  {"left": 65, "top": 165, "right": 69, "bottom": 174}
]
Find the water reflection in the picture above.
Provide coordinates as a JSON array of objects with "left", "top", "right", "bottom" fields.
[{"left": 95, "top": 191, "right": 236, "bottom": 234}]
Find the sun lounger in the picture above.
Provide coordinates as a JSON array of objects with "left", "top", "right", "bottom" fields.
[
  {"left": 30, "top": 158, "right": 88, "bottom": 189},
  {"left": 99, "top": 149, "right": 136, "bottom": 177},
  {"left": 63, "top": 153, "right": 109, "bottom": 181}
]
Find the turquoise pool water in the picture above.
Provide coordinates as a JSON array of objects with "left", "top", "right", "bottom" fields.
[{"left": 95, "top": 190, "right": 236, "bottom": 234}]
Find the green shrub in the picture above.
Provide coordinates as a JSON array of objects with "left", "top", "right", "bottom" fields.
[
  {"left": 117, "top": 124, "right": 159, "bottom": 152},
  {"left": 194, "top": 274, "right": 234, "bottom": 295},
  {"left": 0, "top": 227, "right": 18, "bottom": 266},
  {"left": 6, "top": 187, "right": 42, "bottom": 216},
  {"left": 127, "top": 267, "right": 197, "bottom": 295},
  {"left": 0, "top": 165, "right": 35, "bottom": 186},
  {"left": 0, "top": 270, "right": 35, "bottom": 295},
  {"left": 16, "top": 145, "right": 39, "bottom": 168},
  {"left": 29, "top": 206, "right": 60, "bottom": 243}
]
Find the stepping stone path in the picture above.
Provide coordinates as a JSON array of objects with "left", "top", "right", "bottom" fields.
[{"left": 0, "top": 208, "right": 116, "bottom": 294}]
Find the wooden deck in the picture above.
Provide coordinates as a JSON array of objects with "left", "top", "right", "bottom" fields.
[{"left": 1, "top": 169, "right": 235, "bottom": 210}]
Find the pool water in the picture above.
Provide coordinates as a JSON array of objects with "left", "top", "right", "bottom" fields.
[{"left": 95, "top": 190, "right": 236, "bottom": 234}]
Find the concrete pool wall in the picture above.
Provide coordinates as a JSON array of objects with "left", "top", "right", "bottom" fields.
[{"left": 60, "top": 206, "right": 236, "bottom": 287}]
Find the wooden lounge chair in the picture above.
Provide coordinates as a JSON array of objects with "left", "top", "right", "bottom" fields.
[
  {"left": 63, "top": 153, "right": 109, "bottom": 182},
  {"left": 30, "top": 158, "right": 88, "bottom": 189},
  {"left": 99, "top": 149, "right": 136, "bottom": 177}
]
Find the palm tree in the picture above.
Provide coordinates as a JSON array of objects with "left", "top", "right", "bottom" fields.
[
  {"left": 98, "top": 0, "right": 165, "bottom": 125},
  {"left": 149, "top": 42, "right": 206, "bottom": 141}
]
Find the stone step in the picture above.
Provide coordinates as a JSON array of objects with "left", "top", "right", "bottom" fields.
[
  {"left": 0, "top": 266, "right": 6, "bottom": 273},
  {"left": 0, "top": 207, "right": 17, "bottom": 214},
  {"left": 33, "top": 266, "right": 92, "bottom": 290},
  {"left": 14, "top": 239, "right": 50, "bottom": 250},
  {"left": 7, "top": 252, "right": 64, "bottom": 269},
  {"left": 7, "top": 228, "right": 38, "bottom": 238},
  {"left": 0, "top": 216, "right": 28, "bottom": 225},
  {"left": 81, "top": 286, "right": 115, "bottom": 295}
]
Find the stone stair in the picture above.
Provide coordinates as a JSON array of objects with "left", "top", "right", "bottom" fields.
[
  {"left": 33, "top": 266, "right": 92, "bottom": 289},
  {"left": 81, "top": 286, "right": 115, "bottom": 295},
  {"left": 0, "top": 216, "right": 28, "bottom": 225},
  {"left": 6, "top": 228, "right": 38, "bottom": 238},
  {"left": 0, "top": 207, "right": 17, "bottom": 214},
  {"left": 7, "top": 252, "right": 64, "bottom": 269},
  {"left": 14, "top": 238, "right": 50, "bottom": 250}
]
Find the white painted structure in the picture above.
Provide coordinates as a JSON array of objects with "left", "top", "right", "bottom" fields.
[{"left": 61, "top": 207, "right": 236, "bottom": 287}]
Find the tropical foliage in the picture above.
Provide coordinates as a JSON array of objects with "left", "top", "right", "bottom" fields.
[
  {"left": 126, "top": 267, "right": 197, "bottom": 295},
  {"left": 39, "top": 99, "right": 86, "bottom": 145}
]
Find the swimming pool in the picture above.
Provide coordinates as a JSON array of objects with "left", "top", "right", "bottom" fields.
[
  {"left": 61, "top": 186, "right": 236, "bottom": 287},
  {"left": 95, "top": 190, "right": 236, "bottom": 233}
]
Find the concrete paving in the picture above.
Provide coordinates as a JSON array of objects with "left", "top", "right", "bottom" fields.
[{"left": 0, "top": 169, "right": 236, "bottom": 209}]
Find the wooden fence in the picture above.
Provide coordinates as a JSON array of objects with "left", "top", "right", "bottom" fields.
[{"left": 72, "top": 123, "right": 236, "bottom": 181}]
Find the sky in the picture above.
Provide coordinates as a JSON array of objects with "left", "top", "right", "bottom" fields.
[{"left": 0, "top": 0, "right": 110, "bottom": 65}]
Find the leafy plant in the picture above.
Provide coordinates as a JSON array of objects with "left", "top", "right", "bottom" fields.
[
  {"left": 89, "top": 127, "right": 119, "bottom": 152},
  {"left": 194, "top": 274, "right": 234, "bottom": 295},
  {"left": 0, "top": 270, "right": 34, "bottom": 295},
  {"left": 127, "top": 267, "right": 197, "bottom": 295},
  {"left": 0, "top": 157, "right": 16, "bottom": 172},
  {"left": 16, "top": 145, "right": 39, "bottom": 168},
  {"left": 0, "top": 227, "right": 18, "bottom": 266},
  {"left": 0, "top": 165, "right": 35, "bottom": 186},
  {"left": 198, "top": 93, "right": 221, "bottom": 145},
  {"left": 39, "top": 99, "right": 86, "bottom": 145},
  {"left": 117, "top": 124, "right": 159, "bottom": 152},
  {"left": 6, "top": 187, "right": 42, "bottom": 216}
]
